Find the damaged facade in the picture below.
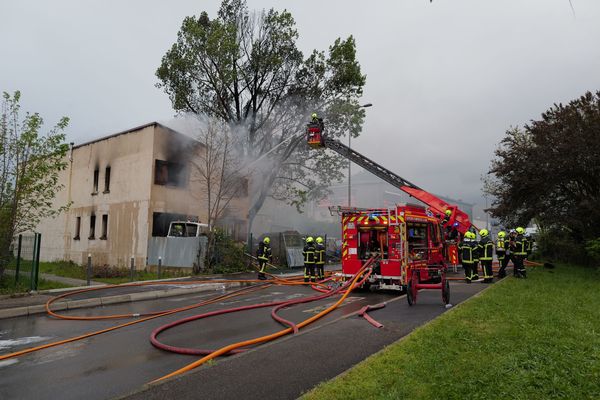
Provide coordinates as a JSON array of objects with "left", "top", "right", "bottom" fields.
[{"left": 35, "top": 122, "right": 248, "bottom": 268}]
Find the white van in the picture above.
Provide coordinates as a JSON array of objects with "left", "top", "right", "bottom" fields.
[{"left": 167, "top": 221, "right": 210, "bottom": 237}]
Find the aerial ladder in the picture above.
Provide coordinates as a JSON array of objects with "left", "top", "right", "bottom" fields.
[{"left": 306, "top": 120, "right": 474, "bottom": 235}]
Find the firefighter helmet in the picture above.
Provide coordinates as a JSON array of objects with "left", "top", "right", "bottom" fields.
[
  {"left": 465, "top": 232, "right": 474, "bottom": 239},
  {"left": 516, "top": 227, "right": 525, "bottom": 235},
  {"left": 479, "top": 229, "right": 489, "bottom": 237},
  {"left": 316, "top": 237, "right": 323, "bottom": 244},
  {"left": 311, "top": 112, "right": 318, "bottom": 119},
  {"left": 497, "top": 231, "right": 506, "bottom": 238},
  {"left": 263, "top": 237, "right": 270, "bottom": 244},
  {"left": 445, "top": 209, "right": 452, "bottom": 216},
  {"left": 306, "top": 236, "right": 314, "bottom": 243}
]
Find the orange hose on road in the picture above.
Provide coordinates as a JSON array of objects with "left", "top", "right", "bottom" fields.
[
  {"left": 152, "top": 262, "right": 372, "bottom": 383},
  {"left": 0, "top": 283, "right": 269, "bottom": 362}
]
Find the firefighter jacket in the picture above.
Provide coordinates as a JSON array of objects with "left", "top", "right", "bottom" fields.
[
  {"left": 303, "top": 243, "right": 316, "bottom": 264},
  {"left": 257, "top": 241, "right": 271, "bottom": 261},
  {"left": 478, "top": 236, "right": 494, "bottom": 261},
  {"left": 526, "top": 237, "right": 533, "bottom": 254},
  {"left": 472, "top": 240, "right": 480, "bottom": 262},
  {"left": 514, "top": 234, "right": 528, "bottom": 257},
  {"left": 496, "top": 238, "right": 506, "bottom": 260},
  {"left": 315, "top": 243, "right": 326, "bottom": 265},
  {"left": 459, "top": 239, "right": 476, "bottom": 264}
]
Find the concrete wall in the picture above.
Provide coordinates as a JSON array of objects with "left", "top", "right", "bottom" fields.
[{"left": 35, "top": 122, "right": 251, "bottom": 269}]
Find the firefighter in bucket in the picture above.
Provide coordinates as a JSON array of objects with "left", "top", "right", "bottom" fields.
[{"left": 307, "top": 113, "right": 325, "bottom": 148}]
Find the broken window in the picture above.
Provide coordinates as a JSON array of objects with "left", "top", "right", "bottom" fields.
[
  {"left": 154, "top": 160, "right": 187, "bottom": 187},
  {"left": 104, "top": 167, "right": 111, "bottom": 193},
  {"left": 93, "top": 169, "right": 99, "bottom": 194},
  {"left": 89, "top": 214, "right": 96, "bottom": 240},
  {"left": 100, "top": 214, "right": 108, "bottom": 240},
  {"left": 74, "top": 217, "right": 81, "bottom": 240}
]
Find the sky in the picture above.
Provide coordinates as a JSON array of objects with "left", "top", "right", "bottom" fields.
[{"left": 1, "top": 0, "right": 599, "bottom": 207}]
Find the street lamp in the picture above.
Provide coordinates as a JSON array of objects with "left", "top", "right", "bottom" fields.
[{"left": 348, "top": 103, "right": 373, "bottom": 207}]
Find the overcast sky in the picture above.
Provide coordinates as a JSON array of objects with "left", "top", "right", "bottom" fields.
[{"left": 1, "top": 0, "right": 599, "bottom": 205}]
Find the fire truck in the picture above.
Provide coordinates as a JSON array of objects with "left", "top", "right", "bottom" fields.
[{"left": 306, "top": 119, "right": 475, "bottom": 305}]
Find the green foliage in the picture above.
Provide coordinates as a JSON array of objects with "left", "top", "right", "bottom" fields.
[
  {"left": 0, "top": 91, "right": 70, "bottom": 277},
  {"left": 304, "top": 264, "right": 600, "bottom": 400},
  {"left": 485, "top": 90, "right": 600, "bottom": 263},
  {"left": 156, "top": 0, "right": 367, "bottom": 234},
  {"left": 585, "top": 237, "right": 600, "bottom": 264},
  {"left": 0, "top": 274, "right": 71, "bottom": 295},
  {"left": 208, "top": 229, "right": 248, "bottom": 274}
]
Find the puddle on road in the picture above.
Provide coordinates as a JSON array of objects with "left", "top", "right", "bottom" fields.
[
  {"left": 301, "top": 296, "right": 364, "bottom": 314},
  {"left": 0, "top": 359, "right": 19, "bottom": 368},
  {"left": 0, "top": 336, "right": 53, "bottom": 351}
]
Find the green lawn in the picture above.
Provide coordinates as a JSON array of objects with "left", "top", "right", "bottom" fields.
[
  {"left": 302, "top": 264, "right": 600, "bottom": 400},
  {"left": 37, "top": 260, "right": 189, "bottom": 284},
  {"left": 0, "top": 274, "right": 71, "bottom": 295}
]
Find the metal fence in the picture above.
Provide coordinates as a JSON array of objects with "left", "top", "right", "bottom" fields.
[
  {"left": 147, "top": 236, "right": 207, "bottom": 269},
  {"left": 12, "top": 233, "right": 41, "bottom": 290}
]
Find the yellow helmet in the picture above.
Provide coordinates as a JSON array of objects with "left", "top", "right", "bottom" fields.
[
  {"left": 497, "top": 231, "right": 506, "bottom": 238},
  {"left": 306, "top": 236, "right": 314, "bottom": 243},
  {"left": 316, "top": 237, "right": 324, "bottom": 244},
  {"left": 445, "top": 209, "right": 452, "bottom": 216},
  {"left": 479, "top": 229, "right": 489, "bottom": 237},
  {"left": 468, "top": 231, "right": 476, "bottom": 239},
  {"left": 516, "top": 227, "right": 525, "bottom": 235},
  {"left": 311, "top": 112, "right": 318, "bottom": 119},
  {"left": 263, "top": 237, "right": 270, "bottom": 244}
]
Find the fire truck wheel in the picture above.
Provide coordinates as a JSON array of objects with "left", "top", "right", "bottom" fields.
[
  {"left": 442, "top": 280, "right": 450, "bottom": 305},
  {"left": 407, "top": 280, "right": 416, "bottom": 306}
]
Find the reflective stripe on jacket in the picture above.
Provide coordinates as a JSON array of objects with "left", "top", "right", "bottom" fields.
[{"left": 478, "top": 237, "right": 494, "bottom": 260}]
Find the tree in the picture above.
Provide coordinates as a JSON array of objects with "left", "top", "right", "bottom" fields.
[
  {"left": 0, "top": 91, "right": 70, "bottom": 278},
  {"left": 156, "top": 0, "right": 366, "bottom": 241},
  {"left": 485, "top": 90, "right": 600, "bottom": 255},
  {"left": 189, "top": 117, "right": 246, "bottom": 272}
]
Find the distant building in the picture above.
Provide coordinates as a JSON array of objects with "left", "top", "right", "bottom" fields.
[{"left": 35, "top": 122, "right": 247, "bottom": 268}]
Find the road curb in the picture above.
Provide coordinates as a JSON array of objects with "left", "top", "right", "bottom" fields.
[{"left": 0, "top": 282, "right": 242, "bottom": 320}]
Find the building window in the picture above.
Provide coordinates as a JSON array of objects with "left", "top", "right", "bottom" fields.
[
  {"left": 104, "top": 167, "right": 111, "bottom": 193},
  {"left": 92, "top": 169, "right": 99, "bottom": 194},
  {"left": 234, "top": 177, "right": 249, "bottom": 198},
  {"left": 154, "top": 160, "right": 187, "bottom": 187},
  {"left": 100, "top": 214, "right": 108, "bottom": 240},
  {"left": 74, "top": 217, "right": 81, "bottom": 240},
  {"left": 89, "top": 214, "right": 96, "bottom": 240}
]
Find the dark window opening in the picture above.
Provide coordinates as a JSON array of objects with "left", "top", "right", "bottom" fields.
[
  {"left": 154, "top": 160, "right": 187, "bottom": 187},
  {"left": 100, "top": 214, "right": 108, "bottom": 240},
  {"left": 89, "top": 214, "right": 96, "bottom": 240},
  {"left": 234, "top": 177, "right": 249, "bottom": 198},
  {"left": 152, "top": 212, "right": 189, "bottom": 237},
  {"left": 93, "top": 169, "right": 99, "bottom": 194},
  {"left": 74, "top": 217, "right": 81, "bottom": 240},
  {"left": 104, "top": 167, "right": 111, "bottom": 193}
]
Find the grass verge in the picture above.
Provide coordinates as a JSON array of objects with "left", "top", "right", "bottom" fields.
[
  {"left": 0, "top": 274, "right": 71, "bottom": 295},
  {"left": 302, "top": 264, "right": 600, "bottom": 399}
]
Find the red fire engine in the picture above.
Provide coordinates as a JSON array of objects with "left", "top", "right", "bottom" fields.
[{"left": 307, "top": 118, "right": 475, "bottom": 305}]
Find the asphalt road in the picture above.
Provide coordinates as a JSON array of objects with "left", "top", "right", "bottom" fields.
[
  {"left": 0, "top": 281, "right": 400, "bottom": 400},
  {"left": 122, "top": 280, "right": 487, "bottom": 400}
]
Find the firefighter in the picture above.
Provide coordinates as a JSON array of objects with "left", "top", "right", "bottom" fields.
[
  {"left": 256, "top": 237, "right": 272, "bottom": 280},
  {"left": 525, "top": 233, "right": 533, "bottom": 258},
  {"left": 441, "top": 209, "right": 452, "bottom": 226},
  {"left": 496, "top": 231, "right": 508, "bottom": 278},
  {"left": 315, "top": 236, "right": 326, "bottom": 280},
  {"left": 478, "top": 229, "right": 494, "bottom": 283},
  {"left": 459, "top": 231, "right": 476, "bottom": 283},
  {"left": 303, "top": 236, "right": 316, "bottom": 283},
  {"left": 471, "top": 230, "right": 480, "bottom": 281},
  {"left": 513, "top": 227, "right": 528, "bottom": 278}
]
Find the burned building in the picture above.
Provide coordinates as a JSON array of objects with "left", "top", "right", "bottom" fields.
[{"left": 35, "top": 122, "right": 247, "bottom": 268}]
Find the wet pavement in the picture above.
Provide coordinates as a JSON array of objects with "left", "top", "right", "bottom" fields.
[{"left": 0, "top": 281, "right": 397, "bottom": 400}]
